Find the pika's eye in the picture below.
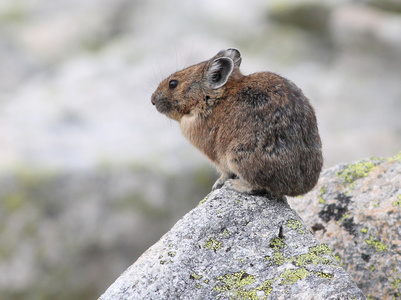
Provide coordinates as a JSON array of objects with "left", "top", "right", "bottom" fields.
[{"left": 169, "top": 80, "right": 178, "bottom": 90}]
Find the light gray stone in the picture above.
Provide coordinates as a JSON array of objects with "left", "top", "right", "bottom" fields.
[
  {"left": 100, "top": 186, "right": 365, "bottom": 300},
  {"left": 288, "top": 152, "right": 401, "bottom": 299}
]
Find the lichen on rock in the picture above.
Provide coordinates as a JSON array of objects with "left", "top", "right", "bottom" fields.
[
  {"left": 100, "top": 187, "right": 365, "bottom": 299},
  {"left": 288, "top": 152, "right": 401, "bottom": 299}
]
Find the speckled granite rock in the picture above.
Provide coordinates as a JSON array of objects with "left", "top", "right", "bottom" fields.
[
  {"left": 100, "top": 187, "right": 365, "bottom": 300},
  {"left": 288, "top": 152, "right": 401, "bottom": 300}
]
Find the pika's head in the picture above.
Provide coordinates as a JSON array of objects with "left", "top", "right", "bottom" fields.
[{"left": 151, "top": 48, "right": 242, "bottom": 121}]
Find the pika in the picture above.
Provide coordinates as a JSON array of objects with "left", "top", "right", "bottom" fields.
[{"left": 151, "top": 48, "right": 323, "bottom": 197}]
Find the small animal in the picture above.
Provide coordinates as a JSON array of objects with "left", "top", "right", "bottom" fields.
[{"left": 151, "top": 48, "right": 323, "bottom": 197}]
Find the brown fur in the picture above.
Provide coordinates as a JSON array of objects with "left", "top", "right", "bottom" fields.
[{"left": 151, "top": 49, "right": 323, "bottom": 197}]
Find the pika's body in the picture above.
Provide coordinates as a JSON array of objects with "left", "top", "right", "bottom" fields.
[{"left": 152, "top": 49, "right": 323, "bottom": 197}]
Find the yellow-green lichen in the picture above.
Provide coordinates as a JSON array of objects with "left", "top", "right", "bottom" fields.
[
  {"left": 365, "top": 235, "right": 386, "bottom": 252},
  {"left": 257, "top": 279, "right": 274, "bottom": 297},
  {"left": 214, "top": 241, "right": 338, "bottom": 299},
  {"left": 334, "top": 254, "right": 343, "bottom": 266},
  {"left": 372, "top": 199, "right": 380, "bottom": 208},
  {"left": 204, "top": 238, "right": 222, "bottom": 251},
  {"left": 272, "top": 251, "right": 287, "bottom": 266},
  {"left": 214, "top": 270, "right": 275, "bottom": 299},
  {"left": 336, "top": 160, "right": 376, "bottom": 186},
  {"left": 190, "top": 272, "right": 203, "bottom": 280},
  {"left": 318, "top": 186, "right": 327, "bottom": 204},
  {"left": 391, "top": 276, "right": 400, "bottom": 289},
  {"left": 280, "top": 268, "right": 310, "bottom": 285},
  {"left": 168, "top": 251, "right": 176, "bottom": 257},
  {"left": 315, "top": 271, "right": 334, "bottom": 279},
  {"left": 392, "top": 195, "right": 401, "bottom": 207},
  {"left": 291, "top": 244, "right": 333, "bottom": 267},
  {"left": 337, "top": 213, "right": 350, "bottom": 225},
  {"left": 160, "top": 257, "right": 173, "bottom": 265},
  {"left": 388, "top": 151, "right": 401, "bottom": 162},
  {"left": 361, "top": 227, "right": 368, "bottom": 234},
  {"left": 270, "top": 238, "right": 286, "bottom": 251},
  {"left": 369, "top": 265, "right": 375, "bottom": 271},
  {"left": 213, "top": 270, "right": 257, "bottom": 299},
  {"left": 269, "top": 238, "right": 286, "bottom": 265},
  {"left": 390, "top": 271, "right": 401, "bottom": 297},
  {"left": 286, "top": 219, "right": 305, "bottom": 234},
  {"left": 222, "top": 229, "right": 232, "bottom": 238},
  {"left": 197, "top": 196, "right": 208, "bottom": 207},
  {"left": 268, "top": 238, "right": 336, "bottom": 269},
  {"left": 279, "top": 268, "right": 334, "bottom": 287}
]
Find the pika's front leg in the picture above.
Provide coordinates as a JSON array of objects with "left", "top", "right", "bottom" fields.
[{"left": 212, "top": 172, "right": 237, "bottom": 190}]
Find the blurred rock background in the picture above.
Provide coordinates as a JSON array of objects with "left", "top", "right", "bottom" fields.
[{"left": 0, "top": 0, "right": 400, "bottom": 299}]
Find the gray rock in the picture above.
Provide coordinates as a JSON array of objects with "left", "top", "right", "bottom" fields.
[
  {"left": 100, "top": 186, "right": 366, "bottom": 300},
  {"left": 288, "top": 152, "right": 401, "bottom": 299}
]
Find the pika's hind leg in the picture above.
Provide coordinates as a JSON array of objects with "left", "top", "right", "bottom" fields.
[{"left": 224, "top": 178, "right": 266, "bottom": 195}]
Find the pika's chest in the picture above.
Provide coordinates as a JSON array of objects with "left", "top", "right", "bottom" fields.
[{"left": 179, "top": 113, "right": 219, "bottom": 160}]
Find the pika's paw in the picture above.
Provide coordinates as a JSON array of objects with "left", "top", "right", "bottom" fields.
[
  {"left": 212, "top": 173, "right": 239, "bottom": 190},
  {"left": 212, "top": 178, "right": 226, "bottom": 190}
]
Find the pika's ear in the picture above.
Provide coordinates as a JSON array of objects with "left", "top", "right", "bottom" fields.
[
  {"left": 216, "top": 48, "right": 242, "bottom": 68},
  {"left": 206, "top": 57, "right": 234, "bottom": 89}
]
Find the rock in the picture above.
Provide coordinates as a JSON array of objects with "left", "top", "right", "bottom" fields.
[
  {"left": 100, "top": 187, "right": 365, "bottom": 299},
  {"left": 288, "top": 152, "right": 401, "bottom": 299}
]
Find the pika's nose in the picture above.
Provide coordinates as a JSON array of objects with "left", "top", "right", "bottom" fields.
[{"left": 151, "top": 92, "right": 161, "bottom": 106}]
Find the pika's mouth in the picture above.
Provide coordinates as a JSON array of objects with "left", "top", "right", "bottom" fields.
[{"left": 151, "top": 94, "right": 169, "bottom": 112}]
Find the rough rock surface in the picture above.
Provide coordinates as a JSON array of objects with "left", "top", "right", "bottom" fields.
[
  {"left": 100, "top": 187, "right": 365, "bottom": 300},
  {"left": 288, "top": 152, "right": 401, "bottom": 300}
]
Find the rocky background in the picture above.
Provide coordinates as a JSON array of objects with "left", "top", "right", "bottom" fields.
[{"left": 0, "top": 0, "right": 400, "bottom": 299}]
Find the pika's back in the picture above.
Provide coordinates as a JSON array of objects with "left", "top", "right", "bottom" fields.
[{"left": 152, "top": 49, "right": 323, "bottom": 197}]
